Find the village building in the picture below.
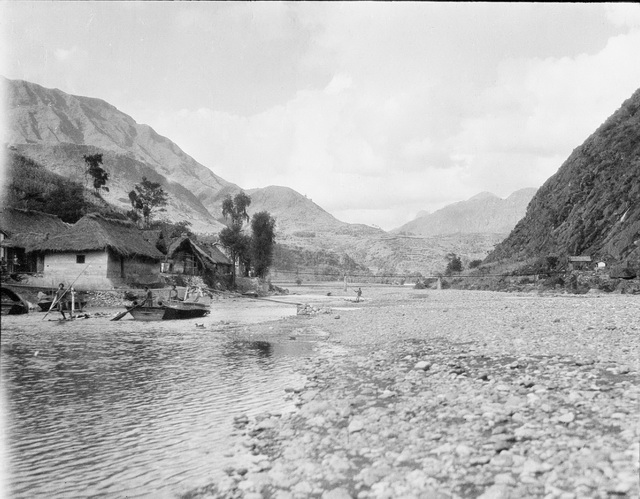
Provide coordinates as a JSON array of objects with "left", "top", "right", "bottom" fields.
[
  {"left": 161, "top": 234, "right": 233, "bottom": 287},
  {"left": 0, "top": 207, "right": 69, "bottom": 275},
  {"left": 28, "top": 213, "right": 164, "bottom": 289}
]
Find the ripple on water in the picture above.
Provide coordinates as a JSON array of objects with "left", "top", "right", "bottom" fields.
[{"left": 2, "top": 312, "right": 312, "bottom": 499}]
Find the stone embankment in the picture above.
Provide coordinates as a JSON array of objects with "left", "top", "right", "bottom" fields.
[{"left": 186, "top": 288, "right": 639, "bottom": 499}]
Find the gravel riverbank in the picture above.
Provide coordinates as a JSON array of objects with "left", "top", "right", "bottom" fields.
[{"left": 182, "top": 288, "right": 639, "bottom": 499}]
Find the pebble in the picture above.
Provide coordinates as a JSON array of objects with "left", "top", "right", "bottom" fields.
[{"left": 180, "top": 289, "right": 640, "bottom": 499}]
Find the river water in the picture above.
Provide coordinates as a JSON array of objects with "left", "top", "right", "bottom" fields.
[{"left": 1, "top": 299, "right": 314, "bottom": 498}]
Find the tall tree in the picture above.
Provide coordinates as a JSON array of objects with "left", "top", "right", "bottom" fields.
[
  {"left": 250, "top": 211, "right": 276, "bottom": 278},
  {"left": 128, "top": 177, "right": 169, "bottom": 227},
  {"left": 219, "top": 192, "right": 252, "bottom": 285},
  {"left": 445, "top": 253, "right": 463, "bottom": 275},
  {"left": 222, "top": 191, "right": 251, "bottom": 228},
  {"left": 83, "top": 154, "right": 109, "bottom": 195}
]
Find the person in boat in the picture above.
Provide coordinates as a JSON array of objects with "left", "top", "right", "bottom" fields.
[
  {"left": 53, "top": 283, "right": 68, "bottom": 320},
  {"left": 355, "top": 287, "right": 362, "bottom": 303},
  {"left": 169, "top": 285, "right": 180, "bottom": 302},
  {"left": 142, "top": 286, "right": 154, "bottom": 307}
]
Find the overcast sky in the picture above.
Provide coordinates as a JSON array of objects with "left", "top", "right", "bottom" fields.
[{"left": 2, "top": 2, "right": 639, "bottom": 230}]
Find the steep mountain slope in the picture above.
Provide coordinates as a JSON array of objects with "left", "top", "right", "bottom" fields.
[
  {"left": 3, "top": 77, "right": 234, "bottom": 232},
  {"left": 486, "top": 88, "right": 640, "bottom": 267},
  {"left": 393, "top": 188, "right": 536, "bottom": 236},
  {"left": 2, "top": 77, "right": 517, "bottom": 276}
]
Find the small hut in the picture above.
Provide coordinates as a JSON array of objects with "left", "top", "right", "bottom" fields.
[
  {"left": 0, "top": 208, "right": 68, "bottom": 274},
  {"left": 163, "top": 235, "right": 232, "bottom": 277},
  {"left": 29, "top": 213, "right": 163, "bottom": 289}
]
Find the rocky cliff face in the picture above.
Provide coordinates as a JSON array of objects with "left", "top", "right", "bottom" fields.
[
  {"left": 3, "top": 77, "right": 235, "bottom": 232},
  {"left": 393, "top": 189, "right": 536, "bottom": 236},
  {"left": 486, "top": 88, "right": 640, "bottom": 267}
]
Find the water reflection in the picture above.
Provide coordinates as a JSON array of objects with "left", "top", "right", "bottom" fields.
[{"left": 2, "top": 313, "right": 312, "bottom": 499}]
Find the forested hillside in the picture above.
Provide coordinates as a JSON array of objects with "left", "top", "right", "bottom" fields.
[
  {"left": 486, "top": 88, "right": 640, "bottom": 268},
  {"left": 4, "top": 150, "right": 123, "bottom": 223}
]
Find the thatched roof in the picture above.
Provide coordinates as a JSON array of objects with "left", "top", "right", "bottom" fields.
[
  {"left": 0, "top": 207, "right": 68, "bottom": 239},
  {"left": 30, "top": 213, "right": 163, "bottom": 260},
  {"left": 167, "top": 236, "right": 232, "bottom": 266},
  {"left": 1, "top": 232, "right": 51, "bottom": 249},
  {"left": 210, "top": 244, "right": 233, "bottom": 265}
]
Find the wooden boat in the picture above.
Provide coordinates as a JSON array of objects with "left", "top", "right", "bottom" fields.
[
  {"left": 1, "top": 287, "right": 29, "bottom": 315},
  {"left": 127, "top": 301, "right": 210, "bottom": 321}
]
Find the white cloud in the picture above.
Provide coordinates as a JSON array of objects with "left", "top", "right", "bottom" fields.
[
  {"left": 605, "top": 4, "right": 640, "bottom": 28},
  {"left": 12, "top": 3, "right": 638, "bottom": 230},
  {"left": 450, "top": 28, "right": 640, "bottom": 198},
  {"left": 54, "top": 46, "right": 81, "bottom": 62}
]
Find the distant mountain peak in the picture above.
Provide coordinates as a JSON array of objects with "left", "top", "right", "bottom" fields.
[
  {"left": 392, "top": 188, "right": 536, "bottom": 236},
  {"left": 469, "top": 191, "right": 499, "bottom": 201}
]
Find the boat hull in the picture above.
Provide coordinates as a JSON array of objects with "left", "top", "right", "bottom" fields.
[
  {"left": 1, "top": 287, "right": 29, "bottom": 315},
  {"left": 128, "top": 302, "right": 209, "bottom": 321}
]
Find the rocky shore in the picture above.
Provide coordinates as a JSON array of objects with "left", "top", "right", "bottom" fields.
[{"left": 180, "top": 288, "right": 639, "bottom": 499}]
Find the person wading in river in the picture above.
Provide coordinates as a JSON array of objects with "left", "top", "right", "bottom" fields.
[{"left": 52, "top": 283, "right": 68, "bottom": 320}]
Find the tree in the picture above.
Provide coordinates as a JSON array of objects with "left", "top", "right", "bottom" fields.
[
  {"left": 445, "top": 253, "right": 463, "bottom": 275},
  {"left": 222, "top": 192, "right": 252, "bottom": 228},
  {"left": 250, "top": 211, "right": 276, "bottom": 278},
  {"left": 219, "top": 192, "right": 252, "bottom": 285},
  {"left": 128, "top": 177, "right": 169, "bottom": 227},
  {"left": 83, "top": 154, "right": 109, "bottom": 195}
]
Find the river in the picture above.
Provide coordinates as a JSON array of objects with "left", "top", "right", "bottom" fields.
[{"left": 1, "top": 299, "right": 315, "bottom": 498}]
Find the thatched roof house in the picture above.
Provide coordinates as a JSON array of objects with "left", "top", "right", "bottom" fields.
[
  {"left": 32, "top": 214, "right": 163, "bottom": 259},
  {"left": 163, "top": 235, "right": 232, "bottom": 276},
  {"left": 0, "top": 208, "right": 68, "bottom": 273},
  {"left": 0, "top": 207, "right": 68, "bottom": 238},
  {"left": 28, "top": 213, "right": 163, "bottom": 289}
]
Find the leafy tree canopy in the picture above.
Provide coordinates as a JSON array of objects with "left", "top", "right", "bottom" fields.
[
  {"left": 222, "top": 192, "right": 251, "bottom": 228},
  {"left": 83, "top": 153, "right": 109, "bottom": 195},
  {"left": 128, "top": 177, "right": 169, "bottom": 227}
]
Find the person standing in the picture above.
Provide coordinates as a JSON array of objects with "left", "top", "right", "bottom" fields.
[
  {"left": 355, "top": 287, "right": 362, "bottom": 303},
  {"left": 53, "top": 283, "right": 68, "bottom": 320},
  {"left": 142, "top": 286, "right": 153, "bottom": 307}
]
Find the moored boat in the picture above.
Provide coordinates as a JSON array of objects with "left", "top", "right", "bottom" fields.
[
  {"left": 1, "top": 287, "right": 29, "bottom": 315},
  {"left": 127, "top": 301, "right": 210, "bottom": 321}
]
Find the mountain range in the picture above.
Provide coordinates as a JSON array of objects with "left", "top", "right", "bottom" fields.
[
  {"left": 8, "top": 77, "right": 633, "bottom": 276},
  {"left": 392, "top": 189, "right": 536, "bottom": 236}
]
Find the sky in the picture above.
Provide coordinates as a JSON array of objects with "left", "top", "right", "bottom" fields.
[{"left": 2, "top": 2, "right": 640, "bottom": 230}]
